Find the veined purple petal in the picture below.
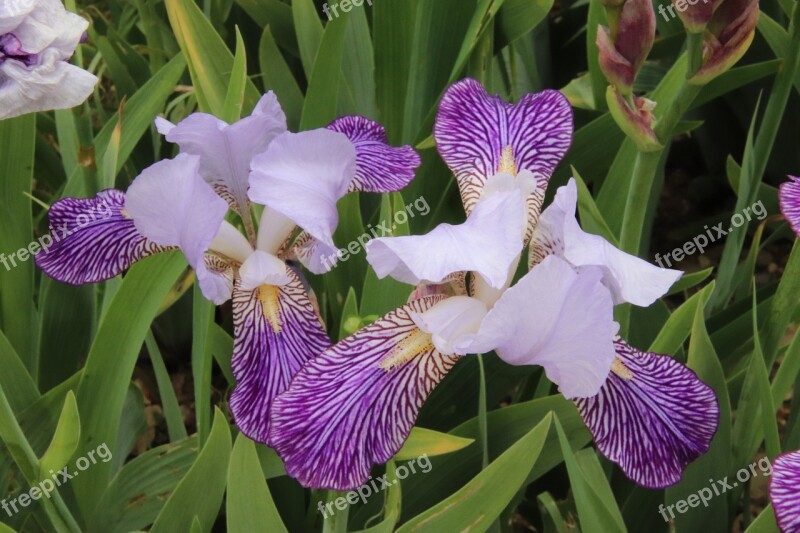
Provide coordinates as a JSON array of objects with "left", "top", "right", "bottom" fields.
[
  {"left": 35, "top": 189, "right": 166, "bottom": 285},
  {"left": 434, "top": 78, "right": 573, "bottom": 216},
  {"left": 575, "top": 339, "right": 719, "bottom": 489},
  {"left": 229, "top": 273, "right": 331, "bottom": 445},
  {"left": 771, "top": 450, "right": 800, "bottom": 532},
  {"left": 780, "top": 176, "right": 800, "bottom": 238},
  {"left": 327, "top": 115, "right": 421, "bottom": 193},
  {"left": 286, "top": 232, "right": 339, "bottom": 275},
  {"left": 269, "top": 296, "right": 459, "bottom": 490}
]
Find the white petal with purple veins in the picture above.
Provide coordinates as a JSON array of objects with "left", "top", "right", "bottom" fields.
[
  {"left": 575, "top": 339, "right": 719, "bottom": 488},
  {"left": 249, "top": 129, "right": 356, "bottom": 250},
  {"left": 532, "top": 179, "right": 682, "bottom": 306},
  {"left": 771, "top": 450, "right": 800, "bottom": 532},
  {"left": 239, "top": 250, "right": 292, "bottom": 291},
  {"left": 411, "top": 295, "right": 488, "bottom": 355},
  {"left": 780, "top": 176, "right": 800, "bottom": 238},
  {"left": 269, "top": 296, "right": 458, "bottom": 490},
  {"left": 366, "top": 188, "right": 525, "bottom": 289}
]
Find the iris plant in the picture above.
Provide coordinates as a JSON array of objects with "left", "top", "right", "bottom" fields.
[
  {"left": 269, "top": 79, "right": 720, "bottom": 491},
  {"left": 771, "top": 450, "right": 800, "bottom": 532},
  {"left": 35, "top": 93, "right": 420, "bottom": 444}
]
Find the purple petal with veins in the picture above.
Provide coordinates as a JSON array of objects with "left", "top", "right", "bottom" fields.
[
  {"left": 575, "top": 339, "right": 719, "bottom": 489},
  {"left": 771, "top": 450, "right": 800, "bottom": 532},
  {"left": 269, "top": 296, "right": 459, "bottom": 490},
  {"left": 780, "top": 176, "right": 800, "bottom": 238},
  {"left": 35, "top": 190, "right": 167, "bottom": 285},
  {"left": 434, "top": 78, "right": 573, "bottom": 216},
  {"left": 229, "top": 273, "right": 331, "bottom": 445},
  {"left": 327, "top": 115, "right": 421, "bottom": 193}
]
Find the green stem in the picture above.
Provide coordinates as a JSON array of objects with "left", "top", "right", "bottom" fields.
[
  {"left": 686, "top": 32, "right": 705, "bottom": 78},
  {"left": 321, "top": 490, "right": 349, "bottom": 533},
  {"left": 710, "top": 3, "right": 800, "bottom": 310},
  {"left": 477, "top": 355, "right": 489, "bottom": 469}
]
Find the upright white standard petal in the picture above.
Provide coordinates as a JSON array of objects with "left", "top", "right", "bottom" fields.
[
  {"left": 249, "top": 129, "right": 357, "bottom": 249},
  {"left": 366, "top": 189, "right": 526, "bottom": 289},
  {"left": 157, "top": 92, "right": 288, "bottom": 218},
  {"left": 411, "top": 296, "right": 488, "bottom": 355},
  {"left": 531, "top": 179, "right": 682, "bottom": 306},
  {"left": 0, "top": 0, "right": 98, "bottom": 119},
  {"left": 239, "top": 250, "right": 292, "bottom": 291},
  {"left": 465, "top": 255, "right": 619, "bottom": 399},
  {"left": 125, "top": 154, "right": 230, "bottom": 304}
]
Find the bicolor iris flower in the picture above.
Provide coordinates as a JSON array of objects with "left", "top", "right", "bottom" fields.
[
  {"left": 770, "top": 450, "right": 800, "bottom": 532},
  {"left": 0, "top": 0, "right": 97, "bottom": 119},
  {"left": 35, "top": 93, "right": 420, "bottom": 444},
  {"left": 269, "top": 79, "right": 719, "bottom": 491},
  {"left": 780, "top": 176, "right": 800, "bottom": 238}
]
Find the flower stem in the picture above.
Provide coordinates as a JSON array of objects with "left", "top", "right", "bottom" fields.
[
  {"left": 477, "top": 354, "right": 489, "bottom": 469},
  {"left": 686, "top": 32, "right": 705, "bottom": 78}
]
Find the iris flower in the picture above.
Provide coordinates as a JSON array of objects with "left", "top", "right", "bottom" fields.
[
  {"left": 0, "top": 0, "right": 97, "bottom": 119},
  {"left": 780, "top": 176, "right": 800, "bottom": 238},
  {"left": 269, "top": 79, "right": 719, "bottom": 491},
  {"left": 35, "top": 93, "right": 420, "bottom": 444},
  {"left": 771, "top": 450, "right": 800, "bottom": 532}
]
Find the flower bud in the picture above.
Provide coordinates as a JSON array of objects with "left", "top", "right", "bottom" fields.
[
  {"left": 689, "top": 0, "right": 759, "bottom": 84},
  {"left": 596, "top": 0, "right": 656, "bottom": 95},
  {"left": 606, "top": 87, "right": 663, "bottom": 152},
  {"left": 673, "top": 0, "right": 723, "bottom": 33}
]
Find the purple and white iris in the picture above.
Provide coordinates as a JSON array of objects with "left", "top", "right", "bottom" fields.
[
  {"left": 780, "top": 176, "right": 800, "bottom": 238},
  {"left": 771, "top": 450, "right": 800, "bottom": 532},
  {"left": 0, "top": 0, "right": 97, "bottom": 119},
  {"left": 35, "top": 93, "right": 421, "bottom": 444},
  {"left": 269, "top": 79, "right": 720, "bottom": 491}
]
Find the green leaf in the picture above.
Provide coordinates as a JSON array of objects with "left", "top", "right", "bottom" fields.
[
  {"left": 665, "top": 299, "right": 732, "bottom": 530},
  {"left": 761, "top": 240, "right": 800, "bottom": 367},
  {"left": 165, "top": 0, "right": 259, "bottom": 116},
  {"left": 649, "top": 281, "right": 715, "bottom": 356},
  {"left": 234, "top": 0, "right": 299, "bottom": 57},
  {"left": 397, "top": 413, "right": 552, "bottom": 532},
  {"left": 300, "top": 10, "right": 350, "bottom": 129},
  {"left": 221, "top": 27, "right": 248, "bottom": 124},
  {"left": 89, "top": 436, "right": 199, "bottom": 532},
  {"left": 145, "top": 332, "right": 188, "bottom": 442},
  {"left": 150, "top": 410, "right": 232, "bottom": 533},
  {"left": 0, "top": 329, "right": 39, "bottom": 413},
  {"left": 745, "top": 505, "right": 777, "bottom": 532},
  {"left": 338, "top": 287, "right": 360, "bottom": 341},
  {"left": 496, "top": 0, "right": 553, "bottom": 48},
  {"left": 394, "top": 428, "right": 475, "bottom": 461},
  {"left": 0, "top": 113, "right": 38, "bottom": 371},
  {"left": 39, "top": 391, "right": 80, "bottom": 479},
  {"left": 554, "top": 417, "right": 626, "bottom": 532},
  {"left": 259, "top": 26, "right": 304, "bottom": 130},
  {"left": 666, "top": 268, "right": 714, "bottom": 296},
  {"left": 292, "top": 0, "right": 324, "bottom": 77},
  {"left": 71, "top": 252, "right": 188, "bottom": 514},
  {"left": 227, "top": 434, "right": 287, "bottom": 532}
]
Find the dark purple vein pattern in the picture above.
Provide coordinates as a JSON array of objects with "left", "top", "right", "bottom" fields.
[
  {"left": 434, "top": 78, "right": 573, "bottom": 216},
  {"left": 35, "top": 189, "right": 166, "bottom": 285},
  {"left": 780, "top": 176, "right": 800, "bottom": 238},
  {"left": 327, "top": 115, "right": 421, "bottom": 193},
  {"left": 229, "top": 273, "right": 331, "bottom": 445},
  {"left": 771, "top": 450, "right": 800, "bottom": 532},
  {"left": 575, "top": 339, "right": 719, "bottom": 488},
  {"left": 269, "top": 296, "right": 459, "bottom": 490}
]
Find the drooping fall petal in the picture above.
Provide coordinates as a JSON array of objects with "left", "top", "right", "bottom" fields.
[
  {"left": 780, "top": 176, "right": 800, "bottom": 238},
  {"left": 770, "top": 450, "right": 800, "bottom": 532},
  {"left": 269, "top": 296, "right": 458, "bottom": 490},
  {"left": 229, "top": 273, "right": 331, "bottom": 445},
  {"left": 575, "top": 339, "right": 719, "bottom": 488}
]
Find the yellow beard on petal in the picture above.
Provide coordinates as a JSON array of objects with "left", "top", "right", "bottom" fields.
[
  {"left": 379, "top": 328, "right": 435, "bottom": 371},
  {"left": 611, "top": 357, "right": 634, "bottom": 381},
  {"left": 258, "top": 284, "right": 282, "bottom": 334},
  {"left": 498, "top": 145, "right": 517, "bottom": 175}
]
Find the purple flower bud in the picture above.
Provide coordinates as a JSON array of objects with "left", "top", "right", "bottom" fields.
[
  {"left": 690, "top": 0, "right": 759, "bottom": 84},
  {"left": 606, "top": 87, "right": 663, "bottom": 152},
  {"left": 597, "top": 0, "right": 656, "bottom": 95},
  {"left": 673, "top": 0, "right": 723, "bottom": 33}
]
